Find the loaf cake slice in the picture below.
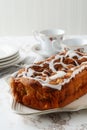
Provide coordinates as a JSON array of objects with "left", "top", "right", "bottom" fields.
[{"left": 10, "top": 49, "right": 87, "bottom": 110}]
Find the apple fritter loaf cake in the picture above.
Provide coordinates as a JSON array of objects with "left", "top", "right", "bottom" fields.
[{"left": 10, "top": 49, "right": 87, "bottom": 110}]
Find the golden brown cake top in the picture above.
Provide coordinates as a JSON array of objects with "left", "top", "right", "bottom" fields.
[{"left": 12, "top": 49, "right": 87, "bottom": 90}]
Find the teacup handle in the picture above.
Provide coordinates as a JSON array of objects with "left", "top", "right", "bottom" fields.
[
  {"left": 33, "top": 31, "right": 45, "bottom": 44},
  {"left": 33, "top": 30, "right": 51, "bottom": 51},
  {"left": 52, "top": 39, "right": 62, "bottom": 52},
  {"left": 33, "top": 31, "right": 40, "bottom": 41}
]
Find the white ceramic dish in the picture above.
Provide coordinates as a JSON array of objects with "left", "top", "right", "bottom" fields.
[
  {"left": 10, "top": 94, "right": 87, "bottom": 115},
  {"left": 62, "top": 38, "right": 87, "bottom": 51},
  {"left": 0, "top": 55, "right": 20, "bottom": 66},
  {"left": 0, "top": 52, "right": 19, "bottom": 63},
  {"left": 0, "top": 44, "right": 18, "bottom": 59},
  {"left": 0, "top": 52, "right": 26, "bottom": 69}
]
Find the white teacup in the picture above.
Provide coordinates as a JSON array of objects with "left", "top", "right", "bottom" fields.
[{"left": 33, "top": 29, "right": 65, "bottom": 57}]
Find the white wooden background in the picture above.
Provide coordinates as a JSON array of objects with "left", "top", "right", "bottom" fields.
[{"left": 0, "top": 0, "right": 87, "bottom": 36}]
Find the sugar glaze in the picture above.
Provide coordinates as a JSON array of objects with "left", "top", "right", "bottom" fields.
[{"left": 13, "top": 50, "right": 87, "bottom": 90}]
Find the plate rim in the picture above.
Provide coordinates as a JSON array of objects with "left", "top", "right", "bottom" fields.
[
  {"left": 0, "top": 53, "right": 26, "bottom": 69},
  {"left": 10, "top": 97, "right": 87, "bottom": 116},
  {"left": 0, "top": 45, "right": 18, "bottom": 60},
  {"left": 0, "top": 52, "right": 19, "bottom": 62}
]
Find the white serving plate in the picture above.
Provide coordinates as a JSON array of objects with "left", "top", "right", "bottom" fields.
[
  {"left": 10, "top": 94, "right": 87, "bottom": 116},
  {"left": 0, "top": 44, "right": 18, "bottom": 59}
]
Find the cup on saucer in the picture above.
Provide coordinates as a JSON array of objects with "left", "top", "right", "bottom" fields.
[{"left": 33, "top": 29, "right": 65, "bottom": 57}]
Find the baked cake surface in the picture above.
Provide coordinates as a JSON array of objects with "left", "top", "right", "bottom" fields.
[{"left": 10, "top": 49, "right": 87, "bottom": 110}]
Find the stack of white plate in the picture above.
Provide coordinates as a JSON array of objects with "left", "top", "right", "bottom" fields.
[{"left": 0, "top": 45, "right": 21, "bottom": 69}]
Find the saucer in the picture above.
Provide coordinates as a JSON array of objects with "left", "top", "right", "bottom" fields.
[
  {"left": 31, "top": 43, "right": 60, "bottom": 58},
  {"left": 62, "top": 38, "right": 87, "bottom": 51}
]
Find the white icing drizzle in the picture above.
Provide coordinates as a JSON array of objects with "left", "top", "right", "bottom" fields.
[
  {"left": 80, "top": 55, "right": 87, "bottom": 59},
  {"left": 11, "top": 71, "right": 18, "bottom": 78},
  {"left": 14, "top": 50, "right": 87, "bottom": 90},
  {"left": 50, "top": 71, "right": 66, "bottom": 80},
  {"left": 49, "top": 60, "right": 56, "bottom": 72},
  {"left": 81, "top": 61, "right": 87, "bottom": 65},
  {"left": 73, "top": 59, "right": 79, "bottom": 65},
  {"left": 65, "top": 50, "right": 80, "bottom": 58},
  {"left": 27, "top": 68, "right": 35, "bottom": 77},
  {"left": 42, "top": 64, "right": 87, "bottom": 90},
  {"left": 54, "top": 55, "right": 67, "bottom": 68},
  {"left": 60, "top": 56, "right": 67, "bottom": 68},
  {"left": 18, "top": 71, "right": 27, "bottom": 77}
]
